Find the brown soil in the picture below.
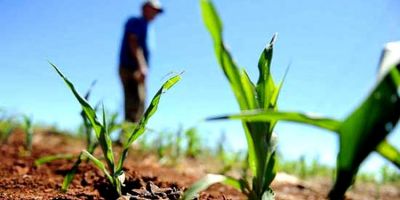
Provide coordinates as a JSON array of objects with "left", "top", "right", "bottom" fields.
[{"left": 0, "top": 130, "right": 398, "bottom": 200}]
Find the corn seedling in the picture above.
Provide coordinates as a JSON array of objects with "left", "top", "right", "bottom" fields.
[
  {"left": 173, "top": 125, "right": 184, "bottom": 161},
  {"left": 51, "top": 63, "right": 180, "bottom": 196},
  {"left": 185, "top": 127, "right": 201, "bottom": 159},
  {"left": 22, "top": 115, "right": 33, "bottom": 153},
  {"left": 155, "top": 132, "right": 168, "bottom": 161},
  {"left": 183, "top": 1, "right": 286, "bottom": 199},
  {"left": 60, "top": 85, "right": 106, "bottom": 192},
  {"left": 0, "top": 116, "right": 15, "bottom": 143},
  {"left": 208, "top": 41, "right": 400, "bottom": 199}
]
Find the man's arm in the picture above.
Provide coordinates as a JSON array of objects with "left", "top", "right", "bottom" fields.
[{"left": 128, "top": 34, "right": 148, "bottom": 82}]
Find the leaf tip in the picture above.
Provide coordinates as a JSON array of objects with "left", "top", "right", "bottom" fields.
[
  {"left": 267, "top": 33, "right": 278, "bottom": 49},
  {"left": 206, "top": 116, "right": 229, "bottom": 121}
]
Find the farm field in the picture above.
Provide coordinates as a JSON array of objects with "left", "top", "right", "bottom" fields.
[
  {"left": 0, "top": 128, "right": 399, "bottom": 199},
  {"left": 1, "top": 0, "right": 400, "bottom": 199}
]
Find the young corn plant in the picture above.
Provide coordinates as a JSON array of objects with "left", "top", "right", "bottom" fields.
[
  {"left": 172, "top": 125, "right": 183, "bottom": 161},
  {"left": 183, "top": 1, "right": 286, "bottom": 199},
  {"left": 208, "top": 41, "right": 400, "bottom": 199},
  {"left": 23, "top": 115, "right": 33, "bottom": 153},
  {"left": 51, "top": 63, "right": 180, "bottom": 196},
  {"left": 185, "top": 127, "right": 201, "bottom": 159},
  {"left": 0, "top": 116, "right": 15, "bottom": 144}
]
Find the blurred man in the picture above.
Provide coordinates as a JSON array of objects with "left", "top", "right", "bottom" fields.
[{"left": 119, "top": 0, "right": 163, "bottom": 122}]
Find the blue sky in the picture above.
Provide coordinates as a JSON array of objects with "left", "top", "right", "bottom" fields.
[{"left": 1, "top": 0, "right": 399, "bottom": 173}]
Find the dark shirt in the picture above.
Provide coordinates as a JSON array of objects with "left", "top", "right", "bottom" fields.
[{"left": 119, "top": 17, "right": 149, "bottom": 70}]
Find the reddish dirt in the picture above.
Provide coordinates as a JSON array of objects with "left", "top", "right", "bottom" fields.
[{"left": 0, "top": 130, "right": 398, "bottom": 200}]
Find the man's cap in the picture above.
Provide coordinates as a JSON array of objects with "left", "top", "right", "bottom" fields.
[{"left": 143, "top": 0, "right": 164, "bottom": 13}]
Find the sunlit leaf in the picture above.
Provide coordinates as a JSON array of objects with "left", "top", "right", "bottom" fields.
[
  {"left": 329, "top": 63, "right": 400, "bottom": 199},
  {"left": 208, "top": 110, "right": 341, "bottom": 132},
  {"left": 376, "top": 141, "right": 400, "bottom": 168}
]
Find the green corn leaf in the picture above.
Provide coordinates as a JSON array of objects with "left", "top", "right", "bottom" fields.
[
  {"left": 181, "top": 174, "right": 242, "bottom": 200},
  {"left": 100, "top": 106, "right": 115, "bottom": 173},
  {"left": 329, "top": 63, "right": 400, "bottom": 199},
  {"left": 200, "top": 0, "right": 222, "bottom": 44},
  {"left": 376, "top": 141, "right": 400, "bottom": 168},
  {"left": 84, "top": 80, "right": 97, "bottom": 100},
  {"left": 124, "top": 74, "right": 180, "bottom": 147},
  {"left": 82, "top": 151, "right": 119, "bottom": 195},
  {"left": 242, "top": 125, "right": 258, "bottom": 178},
  {"left": 270, "top": 65, "right": 290, "bottom": 109},
  {"left": 50, "top": 63, "right": 103, "bottom": 137},
  {"left": 34, "top": 154, "right": 74, "bottom": 166},
  {"left": 268, "top": 66, "right": 290, "bottom": 132},
  {"left": 200, "top": 0, "right": 249, "bottom": 110},
  {"left": 208, "top": 110, "right": 398, "bottom": 167},
  {"left": 116, "top": 74, "right": 181, "bottom": 172},
  {"left": 51, "top": 63, "right": 115, "bottom": 175},
  {"left": 61, "top": 153, "right": 83, "bottom": 192},
  {"left": 208, "top": 110, "right": 342, "bottom": 132},
  {"left": 240, "top": 69, "right": 258, "bottom": 109},
  {"left": 61, "top": 143, "right": 98, "bottom": 192},
  {"left": 81, "top": 80, "right": 97, "bottom": 148},
  {"left": 256, "top": 34, "right": 277, "bottom": 109},
  {"left": 262, "top": 151, "right": 277, "bottom": 192},
  {"left": 81, "top": 150, "right": 113, "bottom": 185}
]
